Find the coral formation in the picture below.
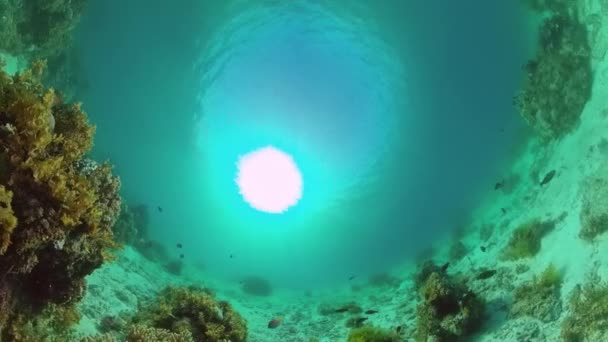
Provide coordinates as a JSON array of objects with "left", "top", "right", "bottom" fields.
[
  {"left": 578, "top": 166, "right": 608, "bottom": 241},
  {"left": 126, "top": 325, "right": 193, "bottom": 342},
  {"left": 240, "top": 275, "right": 273, "bottom": 296},
  {"left": 500, "top": 219, "right": 555, "bottom": 260},
  {"left": 561, "top": 282, "right": 608, "bottom": 341},
  {"left": 513, "top": 1, "right": 592, "bottom": 140},
  {"left": 0, "top": 0, "right": 87, "bottom": 59},
  {"left": 0, "top": 61, "right": 121, "bottom": 339},
  {"left": 347, "top": 325, "right": 401, "bottom": 342},
  {"left": 509, "top": 264, "right": 563, "bottom": 322},
  {"left": 414, "top": 268, "right": 485, "bottom": 341},
  {"left": 131, "top": 286, "right": 247, "bottom": 342}
]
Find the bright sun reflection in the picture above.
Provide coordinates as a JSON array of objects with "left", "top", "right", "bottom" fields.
[{"left": 235, "top": 146, "right": 303, "bottom": 214}]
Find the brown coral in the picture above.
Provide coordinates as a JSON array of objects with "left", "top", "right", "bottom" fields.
[
  {"left": 0, "top": 61, "right": 121, "bottom": 339},
  {"left": 132, "top": 286, "right": 248, "bottom": 342}
]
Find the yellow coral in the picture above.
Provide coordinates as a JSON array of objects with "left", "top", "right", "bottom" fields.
[{"left": 0, "top": 185, "right": 17, "bottom": 255}]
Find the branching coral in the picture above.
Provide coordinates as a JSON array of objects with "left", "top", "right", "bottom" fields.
[
  {"left": 415, "top": 271, "right": 485, "bottom": 341},
  {"left": 513, "top": 2, "right": 592, "bottom": 140},
  {"left": 500, "top": 219, "right": 555, "bottom": 261},
  {"left": 0, "top": 61, "right": 121, "bottom": 339},
  {"left": 510, "top": 264, "right": 563, "bottom": 322},
  {"left": 131, "top": 286, "right": 247, "bottom": 342}
]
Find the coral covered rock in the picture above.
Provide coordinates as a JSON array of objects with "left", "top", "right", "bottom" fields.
[
  {"left": 131, "top": 286, "right": 247, "bottom": 342},
  {"left": 513, "top": 3, "right": 592, "bottom": 140},
  {"left": 240, "top": 275, "right": 273, "bottom": 296},
  {"left": 415, "top": 270, "right": 485, "bottom": 341},
  {"left": 0, "top": 61, "right": 121, "bottom": 339}
]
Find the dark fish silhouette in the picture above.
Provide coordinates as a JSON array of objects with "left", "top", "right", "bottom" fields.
[
  {"left": 396, "top": 325, "right": 403, "bottom": 333},
  {"left": 334, "top": 307, "right": 351, "bottom": 313},
  {"left": 348, "top": 275, "right": 357, "bottom": 281},
  {"left": 501, "top": 208, "right": 507, "bottom": 215},
  {"left": 477, "top": 269, "right": 497, "bottom": 280},
  {"left": 176, "top": 243, "right": 182, "bottom": 248},
  {"left": 157, "top": 206, "right": 163, "bottom": 212},
  {"left": 230, "top": 254, "right": 234, "bottom": 259},
  {"left": 268, "top": 317, "right": 282, "bottom": 329},
  {"left": 480, "top": 246, "right": 487, "bottom": 252},
  {"left": 540, "top": 170, "right": 556, "bottom": 186},
  {"left": 365, "top": 310, "right": 378, "bottom": 315},
  {"left": 353, "top": 317, "right": 368, "bottom": 325},
  {"left": 494, "top": 181, "right": 504, "bottom": 190},
  {"left": 179, "top": 254, "right": 184, "bottom": 259}
]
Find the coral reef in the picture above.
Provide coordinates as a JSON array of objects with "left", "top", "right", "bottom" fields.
[
  {"left": 0, "top": 0, "right": 87, "bottom": 59},
  {"left": 126, "top": 325, "right": 193, "bottom": 342},
  {"left": 414, "top": 269, "right": 485, "bottom": 341},
  {"left": 561, "top": 282, "right": 608, "bottom": 341},
  {"left": 0, "top": 61, "right": 121, "bottom": 339},
  {"left": 131, "top": 286, "right": 247, "bottom": 342},
  {"left": 513, "top": 1, "right": 592, "bottom": 140},
  {"left": 240, "top": 275, "right": 273, "bottom": 296},
  {"left": 509, "top": 264, "right": 563, "bottom": 322},
  {"left": 500, "top": 219, "right": 555, "bottom": 261},
  {"left": 578, "top": 165, "right": 608, "bottom": 241},
  {"left": 347, "top": 325, "right": 401, "bottom": 342}
]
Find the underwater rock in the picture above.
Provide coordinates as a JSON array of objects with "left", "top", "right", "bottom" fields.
[
  {"left": 240, "top": 275, "right": 273, "bottom": 296},
  {"left": 514, "top": 3, "right": 592, "bottom": 141},
  {"left": 415, "top": 270, "right": 485, "bottom": 341}
]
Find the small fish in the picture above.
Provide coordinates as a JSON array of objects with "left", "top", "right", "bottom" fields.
[
  {"left": 354, "top": 317, "right": 368, "bottom": 325},
  {"left": 494, "top": 180, "right": 504, "bottom": 190},
  {"left": 229, "top": 254, "right": 234, "bottom": 259},
  {"left": 334, "top": 307, "right": 351, "bottom": 313},
  {"left": 268, "top": 317, "right": 282, "bottom": 329},
  {"left": 477, "top": 269, "right": 497, "bottom": 280},
  {"left": 176, "top": 243, "right": 183, "bottom": 249},
  {"left": 440, "top": 262, "right": 450, "bottom": 272},
  {"left": 157, "top": 206, "right": 163, "bottom": 212},
  {"left": 395, "top": 325, "right": 403, "bottom": 333},
  {"left": 540, "top": 170, "right": 556, "bottom": 186},
  {"left": 364, "top": 310, "right": 378, "bottom": 315},
  {"left": 501, "top": 208, "right": 507, "bottom": 215},
  {"left": 348, "top": 275, "right": 357, "bottom": 281},
  {"left": 179, "top": 254, "right": 184, "bottom": 259},
  {"left": 480, "top": 246, "right": 487, "bottom": 252}
]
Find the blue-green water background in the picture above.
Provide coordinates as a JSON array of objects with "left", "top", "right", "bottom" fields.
[{"left": 76, "top": 0, "right": 533, "bottom": 290}]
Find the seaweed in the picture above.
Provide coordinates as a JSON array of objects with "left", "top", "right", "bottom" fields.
[
  {"left": 510, "top": 264, "right": 563, "bottom": 322},
  {"left": 347, "top": 325, "right": 401, "bottom": 342},
  {"left": 500, "top": 219, "right": 555, "bottom": 261},
  {"left": 561, "top": 282, "right": 608, "bottom": 341}
]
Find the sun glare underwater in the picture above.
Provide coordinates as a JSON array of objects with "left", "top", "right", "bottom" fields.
[{"left": 194, "top": 1, "right": 404, "bottom": 221}]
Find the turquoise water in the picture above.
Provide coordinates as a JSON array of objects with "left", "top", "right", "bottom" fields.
[
  {"left": 76, "top": 0, "right": 531, "bottom": 290},
  {"left": 3, "top": 0, "right": 604, "bottom": 341}
]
